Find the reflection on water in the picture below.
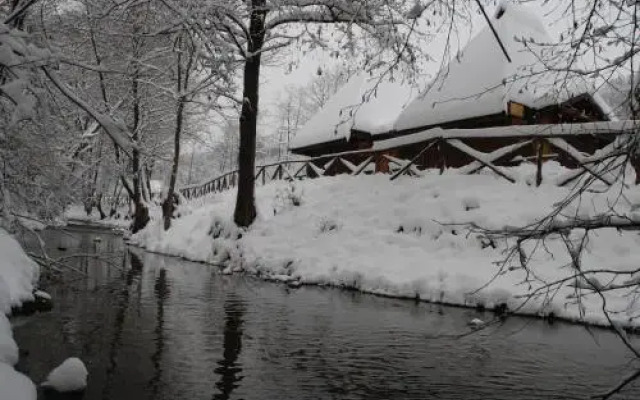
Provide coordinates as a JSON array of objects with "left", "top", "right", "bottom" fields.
[
  {"left": 213, "top": 294, "right": 245, "bottom": 400},
  {"left": 148, "top": 263, "right": 169, "bottom": 400},
  {"left": 13, "top": 228, "right": 640, "bottom": 400},
  {"left": 100, "top": 251, "right": 142, "bottom": 400}
]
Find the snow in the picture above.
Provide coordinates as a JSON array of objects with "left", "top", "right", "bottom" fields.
[
  {"left": 33, "top": 290, "right": 51, "bottom": 301},
  {"left": 150, "top": 180, "right": 164, "bottom": 194},
  {"left": 0, "top": 314, "right": 18, "bottom": 366},
  {"left": 0, "top": 363, "right": 36, "bottom": 400},
  {"left": 64, "top": 205, "right": 131, "bottom": 230},
  {"left": 0, "top": 229, "right": 39, "bottom": 314},
  {"left": 0, "top": 228, "right": 40, "bottom": 400},
  {"left": 593, "top": 92, "right": 620, "bottom": 121},
  {"left": 290, "top": 73, "right": 416, "bottom": 149},
  {"left": 468, "top": 318, "right": 485, "bottom": 328},
  {"left": 44, "top": 68, "right": 136, "bottom": 155},
  {"left": 0, "top": 24, "right": 50, "bottom": 126},
  {"left": 394, "top": 2, "right": 603, "bottom": 132},
  {"left": 41, "top": 357, "right": 88, "bottom": 392},
  {"left": 133, "top": 163, "right": 640, "bottom": 328}
]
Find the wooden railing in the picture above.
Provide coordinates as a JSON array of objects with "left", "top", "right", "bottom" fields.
[
  {"left": 177, "top": 153, "right": 376, "bottom": 201},
  {"left": 176, "top": 131, "right": 632, "bottom": 202}
]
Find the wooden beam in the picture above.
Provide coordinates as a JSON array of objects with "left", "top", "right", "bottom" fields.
[
  {"left": 352, "top": 156, "right": 374, "bottom": 176},
  {"left": 546, "top": 138, "right": 614, "bottom": 186},
  {"left": 390, "top": 140, "right": 437, "bottom": 181},
  {"left": 446, "top": 139, "right": 517, "bottom": 183}
]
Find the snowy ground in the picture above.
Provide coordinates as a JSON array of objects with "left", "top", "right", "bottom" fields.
[
  {"left": 0, "top": 229, "right": 40, "bottom": 400},
  {"left": 132, "top": 162, "right": 640, "bottom": 328}
]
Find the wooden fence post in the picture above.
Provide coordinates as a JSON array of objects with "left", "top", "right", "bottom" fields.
[
  {"left": 536, "top": 138, "right": 544, "bottom": 187},
  {"left": 438, "top": 139, "right": 445, "bottom": 175}
]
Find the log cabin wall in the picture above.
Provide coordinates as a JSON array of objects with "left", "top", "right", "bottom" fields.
[
  {"left": 294, "top": 94, "right": 615, "bottom": 173},
  {"left": 304, "top": 132, "right": 618, "bottom": 177},
  {"left": 368, "top": 95, "right": 612, "bottom": 170}
]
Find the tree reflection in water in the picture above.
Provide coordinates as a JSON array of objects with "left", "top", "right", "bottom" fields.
[
  {"left": 213, "top": 293, "right": 246, "bottom": 400},
  {"left": 148, "top": 267, "right": 170, "bottom": 399},
  {"left": 100, "top": 251, "right": 143, "bottom": 400}
]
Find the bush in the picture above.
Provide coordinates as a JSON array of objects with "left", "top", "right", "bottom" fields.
[{"left": 273, "top": 183, "right": 303, "bottom": 215}]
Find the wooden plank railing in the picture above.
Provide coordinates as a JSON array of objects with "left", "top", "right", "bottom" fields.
[{"left": 174, "top": 131, "right": 632, "bottom": 201}]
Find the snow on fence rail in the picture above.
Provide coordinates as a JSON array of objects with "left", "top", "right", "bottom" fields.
[{"left": 178, "top": 123, "right": 637, "bottom": 201}]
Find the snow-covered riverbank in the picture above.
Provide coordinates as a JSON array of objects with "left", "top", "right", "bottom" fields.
[
  {"left": 65, "top": 206, "right": 131, "bottom": 230},
  {"left": 132, "top": 163, "right": 640, "bottom": 328},
  {"left": 0, "top": 229, "right": 40, "bottom": 400}
]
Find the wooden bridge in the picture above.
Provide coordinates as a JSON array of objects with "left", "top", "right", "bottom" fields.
[{"left": 177, "top": 122, "right": 637, "bottom": 202}]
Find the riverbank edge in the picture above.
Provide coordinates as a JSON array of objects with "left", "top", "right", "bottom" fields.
[
  {"left": 1, "top": 229, "right": 41, "bottom": 400},
  {"left": 65, "top": 217, "right": 129, "bottom": 231},
  {"left": 125, "top": 240, "right": 640, "bottom": 335}
]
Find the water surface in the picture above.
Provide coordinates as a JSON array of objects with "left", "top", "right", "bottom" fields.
[{"left": 14, "top": 227, "right": 640, "bottom": 399}]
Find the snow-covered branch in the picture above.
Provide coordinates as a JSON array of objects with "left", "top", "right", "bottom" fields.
[{"left": 42, "top": 67, "right": 136, "bottom": 155}]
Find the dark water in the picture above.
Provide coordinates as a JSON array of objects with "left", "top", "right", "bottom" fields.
[{"left": 12, "top": 227, "right": 640, "bottom": 400}]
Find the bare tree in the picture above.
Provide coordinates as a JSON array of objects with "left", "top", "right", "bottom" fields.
[
  {"left": 0, "top": 0, "right": 136, "bottom": 229},
  {"left": 161, "top": 26, "right": 231, "bottom": 230},
  {"left": 185, "top": 0, "right": 443, "bottom": 227},
  {"left": 307, "top": 65, "right": 355, "bottom": 110},
  {"left": 458, "top": 1, "right": 640, "bottom": 396}
]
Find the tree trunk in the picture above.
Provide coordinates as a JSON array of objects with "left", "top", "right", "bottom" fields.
[
  {"left": 163, "top": 99, "right": 185, "bottom": 230},
  {"left": 83, "top": 198, "right": 93, "bottom": 216},
  {"left": 145, "top": 163, "right": 153, "bottom": 201},
  {"left": 129, "top": 23, "right": 149, "bottom": 234},
  {"left": 130, "top": 153, "right": 149, "bottom": 232},
  {"left": 163, "top": 35, "right": 193, "bottom": 230},
  {"left": 96, "top": 193, "right": 107, "bottom": 220},
  {"left": 109, "top": 180, "right": 122, "bottom": 217},
  {"left": 233, "top": 0, "right": 267, "bottom": 228}
]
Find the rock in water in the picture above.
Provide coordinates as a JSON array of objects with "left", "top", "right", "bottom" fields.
[
  {"left": 468, "top": 318, "right": 485, "bottom": 329},
  {"left": 287, "top": 280, "right": 302, "bottom": 289},
  {"left": 41, "top": 358, "right": 88, "bottom": 392},
  {"left": 33, "top": 290, "right": 51, "bottom": 301}
]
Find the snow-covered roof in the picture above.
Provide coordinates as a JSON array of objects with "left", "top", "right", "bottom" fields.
[
  {"left": 289, "top": 73, "right": 415, "bottom": 150},
  {"left": 394, "top": 1, "right": 601, "bottom": 132},
  {"left": 374, "top": 120, "right": 638, "bottom": 152}
]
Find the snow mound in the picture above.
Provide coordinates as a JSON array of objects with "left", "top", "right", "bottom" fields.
[
  {"left": 33, "top": 290, "right": 51, "bottom": 301},
  {"left": 0, "top": 314, "right": 18, "bottom": 366},
  {"left": 0, "top": 363, "right": 36, "bottom": 400},
  {"left": 468, "top": 318, "right": 485, "bottom": 328},
  {"left": 41, "top": 357, "right": 88, "bottom": 392},
  {"left": 0, "top": 229, "right": 39, "bottom": 314},
  {"left": 0, "top": 228, "right": 39, "bottom": 399}
]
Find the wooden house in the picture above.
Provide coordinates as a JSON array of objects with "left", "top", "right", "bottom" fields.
[{"left": 289, "top": 2, "right": 621, "bottom": 175}]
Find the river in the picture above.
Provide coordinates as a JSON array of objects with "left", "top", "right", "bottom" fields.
[{"left": 12, "top": 226, "right": 640, "bottom": 399}]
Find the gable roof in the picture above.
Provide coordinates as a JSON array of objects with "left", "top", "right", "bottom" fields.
[
  {"left": 289, "top": 73, "right": 415, "bottom": 150},
  {"left": 394, "top": 1, "right": 599, "bottom": 132}
]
